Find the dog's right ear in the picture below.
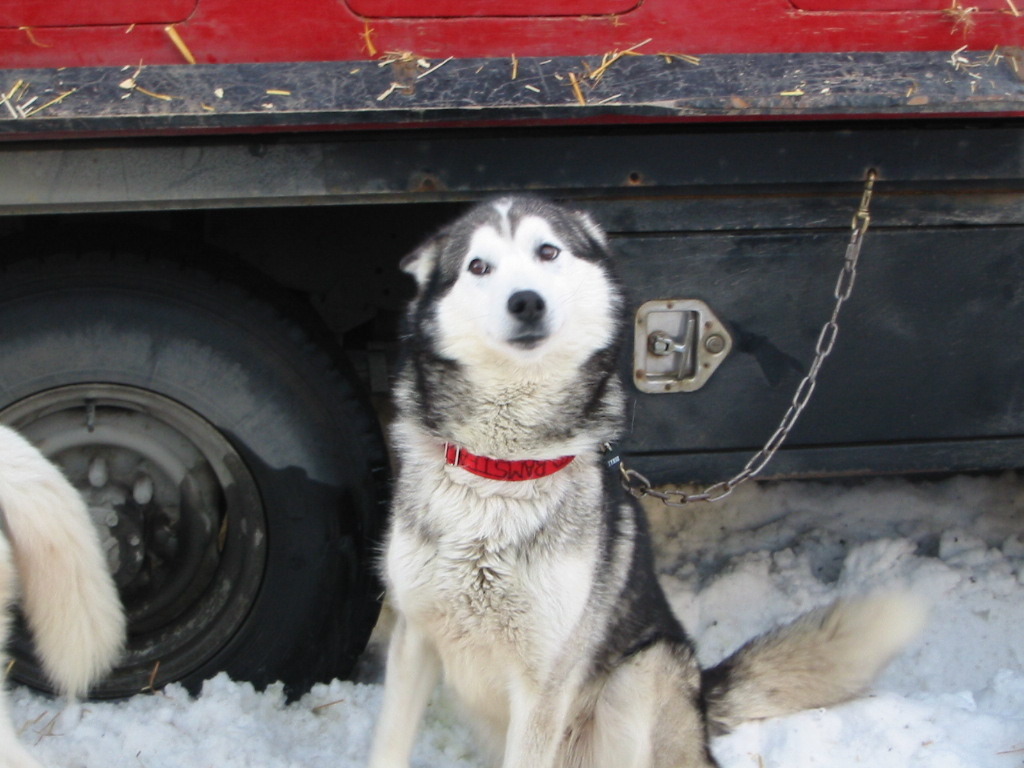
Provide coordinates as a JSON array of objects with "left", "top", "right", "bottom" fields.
[{"left": 400, "top": 232, "right": 447, "bottom": 288}]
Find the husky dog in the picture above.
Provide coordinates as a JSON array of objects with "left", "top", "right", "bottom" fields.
[
  {"left": 0, "top": 425, "right": 125, "bottom": 768},
  {"left": 369, "top": 196, "right": 925, "bottom": 768}
]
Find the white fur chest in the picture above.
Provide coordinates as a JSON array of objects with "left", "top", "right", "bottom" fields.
[
  {"left": 384, "top": 443, "right": 603, "bottom": 689},
  {"left": 386, "top": 517, "right": 598, "bottom": 730},
  {"left": 388, "top": 528, "right": 529, "bottom": 646}
]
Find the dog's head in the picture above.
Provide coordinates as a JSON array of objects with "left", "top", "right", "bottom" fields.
[{"left": 402, "top": 197, "right": 622, "bottom": 367}]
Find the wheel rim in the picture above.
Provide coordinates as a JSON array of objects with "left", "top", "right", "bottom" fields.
[{"left": 1, "top": 384, "right": 267, "bottom": 698}]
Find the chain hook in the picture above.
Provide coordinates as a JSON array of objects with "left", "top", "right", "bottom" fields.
[{"left": 854, "top": 168, "right": 877, "bottom": 231}]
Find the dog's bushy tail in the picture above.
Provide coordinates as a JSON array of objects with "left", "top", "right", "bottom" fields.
[
  {"left": 701, "top": 593, "right": 927, "bottom": 735},
  {"left": 0, "top": 427, "right": 125, "bottom": 699}
]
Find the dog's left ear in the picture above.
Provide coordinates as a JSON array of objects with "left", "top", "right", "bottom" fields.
[
  {"left": 400, "top": 232, "right": 447, "bottom": 287},
  {"left": 572, "top": 210, "right": 609, "bottom": 249}
]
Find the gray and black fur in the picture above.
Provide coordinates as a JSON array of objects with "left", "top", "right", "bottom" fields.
[{"left": 369, "top": 196, "right": 925, "bottom": 768}]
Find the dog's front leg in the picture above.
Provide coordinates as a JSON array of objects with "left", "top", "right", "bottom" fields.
[
  {"left": 501, "top": 677, "right": 579, "bottom": 768},
  {"left": 368, "top": 615, "right": 440, "bottom": 768}
]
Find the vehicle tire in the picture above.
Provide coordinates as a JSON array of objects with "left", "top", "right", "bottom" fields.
[{"left": 0, "top": 251, "right": 389, "bottom": 699}]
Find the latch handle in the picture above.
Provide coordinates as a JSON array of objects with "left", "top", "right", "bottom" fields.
[{"left": 633, "top": 299, "right": 731, "bottom": 393}]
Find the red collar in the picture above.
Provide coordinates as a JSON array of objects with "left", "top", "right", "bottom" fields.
[{"left": 444, "top": 443, "right": 575, "bottom": 481}]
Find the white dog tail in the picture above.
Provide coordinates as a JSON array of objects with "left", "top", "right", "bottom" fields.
[
  {"left": 702, "top": 593, "right": 927, "bottom": 735},
  {"left": 0, "top": 426, "right": 125, "bottom": 699}
]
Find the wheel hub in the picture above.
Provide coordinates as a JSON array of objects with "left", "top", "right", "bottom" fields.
[{"left": 0, "top": 383, "right": 266, "bottom": 697}]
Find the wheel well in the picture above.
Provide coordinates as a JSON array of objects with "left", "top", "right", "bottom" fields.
[{"left": 1, "top": 204, "right": 461, "bottom": 344}]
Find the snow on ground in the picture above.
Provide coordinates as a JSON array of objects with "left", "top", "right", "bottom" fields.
[{"left": 8, "top": 472, "right": 1024, "bottom": 768}]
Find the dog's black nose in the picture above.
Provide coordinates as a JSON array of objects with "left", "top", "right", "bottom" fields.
[{"left": 507, "top": 290, "right": 546, "bottom": 324}]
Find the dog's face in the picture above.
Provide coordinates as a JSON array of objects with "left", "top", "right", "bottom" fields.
[{"left": 402, "top": 197, "right": 621, "bottom": 368}]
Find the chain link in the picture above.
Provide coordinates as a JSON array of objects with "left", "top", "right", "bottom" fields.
[{"left": 620, "top": 168, "right": 878, "bottom": 506}]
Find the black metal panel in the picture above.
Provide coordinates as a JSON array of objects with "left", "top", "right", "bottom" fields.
[
  {"left": 615, "top": 226, "right": 1024, "bottom": 479},
  {"left": 0, "top": 122, "right": 1022, "bottom": 214},
  {"left": 0, "top": 51, "right": 1021, "bottom": 140}
]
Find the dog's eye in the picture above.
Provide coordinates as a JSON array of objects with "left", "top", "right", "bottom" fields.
[
  {"left": 467, "top": 258, "right": 491, "bottom": 276},
  {"left": 537, "top": 244, "right": 560, "bottom": 261}
]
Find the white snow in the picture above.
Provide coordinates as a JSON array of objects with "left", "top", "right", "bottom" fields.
[{"left": 8, "top": 472, "right": 1024, "bottom": 767}]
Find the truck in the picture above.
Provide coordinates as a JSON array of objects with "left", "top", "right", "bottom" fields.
[{"left": 1, "top": 0, "right": 1021, "bottom": 700}]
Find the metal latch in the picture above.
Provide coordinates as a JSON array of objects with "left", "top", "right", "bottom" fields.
[{"left": 633, "top": 299, "right": 732, "bottom": 393}]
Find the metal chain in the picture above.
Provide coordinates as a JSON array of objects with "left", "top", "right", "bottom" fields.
[{"left": 620, "top": 168, "right": 878, "bottom": 506}]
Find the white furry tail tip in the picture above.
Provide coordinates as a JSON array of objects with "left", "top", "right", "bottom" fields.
[{"left": 0, "top": 426, "right": 126, "bottom": 700}]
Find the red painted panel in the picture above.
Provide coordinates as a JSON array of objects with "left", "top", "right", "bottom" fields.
[
  {"left": 0, "top": 0, "right": 1019, "bottom": 68},
  {"left": 0, "top": 0, "right": 195, "bottom": 28},
  {"left": 346, "top": 0, "right": 638, "bottom": 16},
  {"left": 792, "top": 0, "right": 1006, "bottom": 9}
]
